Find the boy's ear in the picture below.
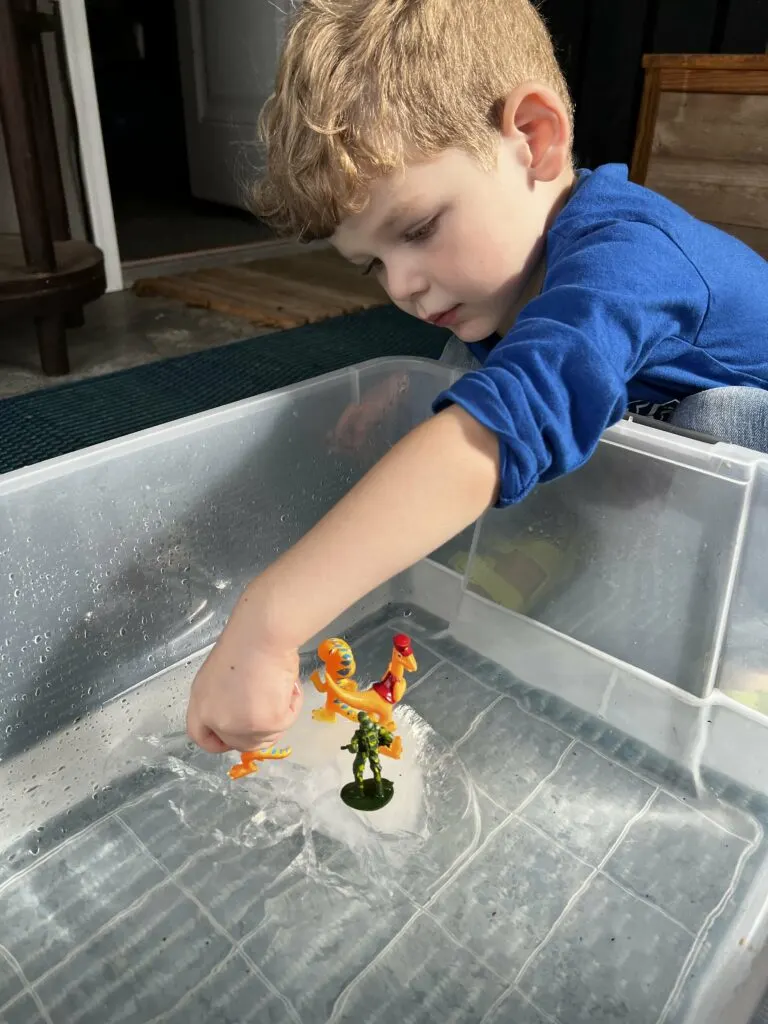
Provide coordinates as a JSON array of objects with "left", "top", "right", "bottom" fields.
[{"left": 500, "top": 85, "right": 571, "bottom": 183}]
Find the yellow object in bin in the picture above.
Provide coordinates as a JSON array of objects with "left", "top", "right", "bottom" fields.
[{"left": 449, "top": 532, "right": 576, "bottom": 614}]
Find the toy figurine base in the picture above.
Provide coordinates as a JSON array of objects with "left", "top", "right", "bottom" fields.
[{"left": 340, "top": 778, "right": 394, "bottom": 812}]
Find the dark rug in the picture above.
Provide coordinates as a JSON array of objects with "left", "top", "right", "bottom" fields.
[{"left": 0, "top": 306, "right": 449, "bottom": 474}]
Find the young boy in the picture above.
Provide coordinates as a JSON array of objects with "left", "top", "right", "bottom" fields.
[{"left": 186, "top": 0, "right": 768, "bottom": 755}]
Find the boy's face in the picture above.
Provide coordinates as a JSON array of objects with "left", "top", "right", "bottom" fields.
[{"left": 333, "top": 143, "right": 567, "bottom": 342}]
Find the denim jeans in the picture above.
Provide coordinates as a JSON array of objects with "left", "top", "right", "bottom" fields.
[{"left": 670, "top": 386, "right": 768, "bottom": 454}]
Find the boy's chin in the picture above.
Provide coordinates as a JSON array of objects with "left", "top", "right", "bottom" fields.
[{"left": 450, "top": 318, "right": 494, "bottom": 344}]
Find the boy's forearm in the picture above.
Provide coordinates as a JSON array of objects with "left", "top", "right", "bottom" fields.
[{"left": 244, "top": 405, "right": 500, "bottom": 650}]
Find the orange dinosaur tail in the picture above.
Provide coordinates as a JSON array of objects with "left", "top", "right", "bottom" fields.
[{"left": 319, "top": 638, "right": 356, "bottom": 677}]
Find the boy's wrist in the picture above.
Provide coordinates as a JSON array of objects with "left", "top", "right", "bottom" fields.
[{"left": 233, "top": 572, "right": 307, "bottom": 653}]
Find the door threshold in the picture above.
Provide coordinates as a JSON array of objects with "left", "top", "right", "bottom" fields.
[{"left": 121, "top": 237, "right": 330, "bottom": 287}]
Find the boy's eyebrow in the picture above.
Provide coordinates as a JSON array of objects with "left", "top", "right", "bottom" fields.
[{"left": 373, "top": 199, "right": 428, "bottom": 238}]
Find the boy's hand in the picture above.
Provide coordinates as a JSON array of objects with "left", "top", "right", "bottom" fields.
[
  {"left": 186, "top": 605, "right": 303, "bottom": 752},
  {"left": 329, "top": 372, "right": 409, "bottom": 452}
]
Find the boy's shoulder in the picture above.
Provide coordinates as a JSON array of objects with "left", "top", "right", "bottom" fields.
[
  {"left": 550, "top": 163, "right": 765, "bottom": 278},
  {"left": 555, "top": 163, "right": 709, "bottom": 235}
]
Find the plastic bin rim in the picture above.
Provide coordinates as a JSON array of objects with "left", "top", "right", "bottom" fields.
[{"left": 0, "top": 356, "right": 453, "bottom": 493}]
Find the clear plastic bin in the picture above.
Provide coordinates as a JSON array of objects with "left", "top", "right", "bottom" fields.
[
  {"left": 1, "top": 357, "right": 768, "bottom": 1024},
  {"left": 0, "top": 358, "right": 455, "bottom": 763}
]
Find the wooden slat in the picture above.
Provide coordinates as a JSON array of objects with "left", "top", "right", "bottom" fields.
[
  {"left": 630, "top": 65, "right": 662, "bottom": 183},
  {"left": 134, "top": 274, "right": 300, "bottom": 328},
  {"left": 133, "top": 250, "right": 390, "bottom": 330},
  {"left": 214, "top": 265, "right": 351, "bottom": 309},
  {"left": 197, "top": 266, "right": 370, "bottom": 323},
  {"left": 134, "top": 275, "right": 298, "bottom": 328},
  {"left": 205, "top": 264, "right": 382, "bottom": 314},
  {"left": 189, "top": 270, "right": 346, "bottom": 325},
  {"left": 646, "top": 157, "right": 768, "bottom": 229},
  {"left": 709, "top": 222, "right": 768, "bottom": 260},
  {"left": 245, "top": 253, "right": 387, "bottom": 304},
  {"left": 658, "top": 67, "right": 768, "bottom": 95},
  {"left": 643, "top": 54, "right": 768, "bottom": 71},
  {"left": 651, "top": 92, "right": 768, "bottom": 164}
]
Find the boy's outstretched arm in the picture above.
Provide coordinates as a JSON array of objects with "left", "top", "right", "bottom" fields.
[
  {"left": 186, "top": 405, "right": 500, "bottom": 753},
  {"left": 252, "top": 405, "right": 499, "bottom": 649}
]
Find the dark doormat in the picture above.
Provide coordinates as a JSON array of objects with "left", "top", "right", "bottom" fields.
[{"left": 0, "top": 305, "right": 449, "bottom": 474}]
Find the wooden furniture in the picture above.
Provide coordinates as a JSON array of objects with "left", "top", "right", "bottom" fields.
[
  {"left": 631, "top": 54, "right": 768, "bottom": 261},
  {"left": 0, "top": 0, "right": 105, "bottom": 376}
]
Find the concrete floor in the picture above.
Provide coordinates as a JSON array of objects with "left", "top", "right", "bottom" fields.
[{"left": 0, "top": 289, "right": 265, "bottom": 399}]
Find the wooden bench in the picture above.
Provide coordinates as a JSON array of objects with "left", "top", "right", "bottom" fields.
[{"left": 631, "top": 54, "right": 768, "bottom": 261}]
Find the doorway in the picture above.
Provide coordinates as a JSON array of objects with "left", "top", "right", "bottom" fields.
[{"left": 85, "top": 0, "right": 274, "bottom": 263}]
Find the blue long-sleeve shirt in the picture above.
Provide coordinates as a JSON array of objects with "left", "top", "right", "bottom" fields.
[{"left": 434, "top": 163, "right": 768, "bottom": 507}]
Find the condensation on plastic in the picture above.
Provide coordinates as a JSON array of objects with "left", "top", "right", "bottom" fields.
[{"left": 0, "top": 358, "right": 452, "bottom": 765}]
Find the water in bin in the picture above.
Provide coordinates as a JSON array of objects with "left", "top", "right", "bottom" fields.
[
  {"left": 3, "top": 362, "right": 768, "bottom": 1022},
  {"left": 2, "top": 598, "right": 767, "bottom": 1024}
]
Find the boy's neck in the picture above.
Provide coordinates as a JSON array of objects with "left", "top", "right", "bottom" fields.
[
  {"left": 507, "top": 259, "right": 547, "bottom": 328},
  {"left": 499, "top": 170, "right": 577, "bottom": 336}
]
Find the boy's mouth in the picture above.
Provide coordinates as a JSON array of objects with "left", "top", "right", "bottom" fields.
[{"left": 426, "top": 305, "right": 461, "bottom": 328}]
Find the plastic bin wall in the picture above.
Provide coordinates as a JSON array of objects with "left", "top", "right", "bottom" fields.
[
  {"left": 455, "top": 420, "right": 764, "bottom": 699},
  {"left": 0, "top": 359, "right": 456, "bottom": 762},
  {"left": 444, "top": 419, "right": 768, "bottom": 796}
]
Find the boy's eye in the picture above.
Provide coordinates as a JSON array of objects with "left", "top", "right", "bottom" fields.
[{"left": 404, "top": 216, "right": 439, "bottom": 244}]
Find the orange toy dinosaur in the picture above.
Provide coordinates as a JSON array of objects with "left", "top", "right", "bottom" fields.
[
  {"left": 228, "top": 744, "right": 292, "bottom": 780},
  {"left": 311, "top": 633, "right": 417, "bottom": 759}
]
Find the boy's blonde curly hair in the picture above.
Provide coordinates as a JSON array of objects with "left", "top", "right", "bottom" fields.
[{"left": 253, "top": 0, "right": 572, "bottom": 241}]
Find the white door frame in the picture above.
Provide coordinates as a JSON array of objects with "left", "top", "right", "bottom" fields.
[{"left": 59, "top": 0, "right": 123, "bottom": 292}]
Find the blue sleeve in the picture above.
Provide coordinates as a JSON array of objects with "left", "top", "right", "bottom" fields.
[{"left": 433, "top": 220, "right": 709, "bottom": 507}]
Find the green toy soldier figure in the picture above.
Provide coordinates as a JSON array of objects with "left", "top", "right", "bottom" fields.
[{"left": 340, "top": 711, "right": 395, "bottom": 811}]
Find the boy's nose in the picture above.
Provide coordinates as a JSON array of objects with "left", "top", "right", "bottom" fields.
[{"left": 384, "top": 263, "right": 428, "bottom": 306}]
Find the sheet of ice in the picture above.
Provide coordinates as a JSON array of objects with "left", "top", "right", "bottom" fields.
[{"left": 0, "top": 645, "right": 442, "bottom": 874}]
